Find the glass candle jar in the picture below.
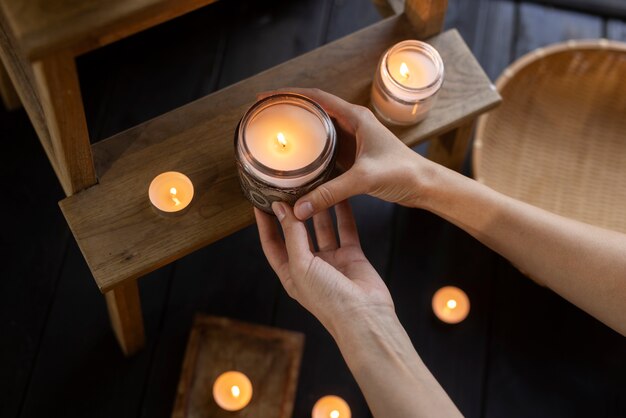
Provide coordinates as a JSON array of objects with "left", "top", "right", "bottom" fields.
[
  {"left": 371, "top": 40, "right": 444, "bottom": 125},
  {"left": 235, "top": 93, "right": 337, "bottom": 214}
]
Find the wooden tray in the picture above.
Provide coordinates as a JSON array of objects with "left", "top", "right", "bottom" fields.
[{"left": 172, "top": 315, "right": 304, "bottom": 418}]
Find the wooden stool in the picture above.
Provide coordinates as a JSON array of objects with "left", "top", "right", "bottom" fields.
[{"left": 1, "top": 0, "right": 501, "bottom": 355}]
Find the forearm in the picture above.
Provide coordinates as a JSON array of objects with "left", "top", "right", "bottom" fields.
[
  {"left": 418, "top": 161, "right": 626, "bottom": 335},
  {"left": 330, "top": 307, "right": 462, "bottom": 418}
]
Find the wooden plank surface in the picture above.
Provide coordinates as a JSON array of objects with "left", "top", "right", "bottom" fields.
[
  {"left": 0, "top": 107, "right": 69, "bottom": 418},
  {"left": 0, "top": 0, "right": 219, "bottom": 59},
  {"left": 171, "top": 315, "right": 304, "bottom": 418},
  {"left": 472, "top": 0, "right": 517, "bottom": 80},
  {"left": 77, "top": 1, "right": 229, "bottom": 143},
  {"left": 529, "top": 0, "right": 626, "bottom": 19},
  {"left": 515, "top": 3, "right": 603, "bottom": 57},
  {"left": 59, "top": 16, "right": 500, "bottom": 293},
  {"left": 387, "top": 208, "right": 499, "bottom": 418},
  {"left": 18, "top": 241, "right": 173, "bottom": 418}
]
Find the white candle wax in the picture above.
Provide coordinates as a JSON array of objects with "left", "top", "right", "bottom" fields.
[
  {"left": 387, "top": 49, "right": 438, "bottom": 90},
  {"left": 371, "top": 40, "right": 444, "bottom": 125},
  {"left": 432, "top": 286, "right": 470, "bottom": 324},
  {"left": 212, "top": 371, "right": 253, "bottom": 411},
  {"left": 148, "top": 171, "right": 194, "bottom": 215},
  {"left": 241, "top": 101, "right": 330, "bottom": 188},
  {"left": 312, "top": 395, "right": 351, "bottom": 418}
]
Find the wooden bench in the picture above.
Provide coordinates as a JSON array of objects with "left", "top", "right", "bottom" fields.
[{"left": 1, "top": 0, "right": 501, "bottom": 355}]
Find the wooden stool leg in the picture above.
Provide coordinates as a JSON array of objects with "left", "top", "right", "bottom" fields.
[
  {"left": 0, "top": 58, "right": 20, "bottom": 110},
  {"left": 105, "top": 281, "right": 145, "bottom": 356},
  {"left": 32, "top": 53, "right": 96, "bottom": 196},
  {"left": 427, "top": 120, "right": 475, "bottom": 172}
]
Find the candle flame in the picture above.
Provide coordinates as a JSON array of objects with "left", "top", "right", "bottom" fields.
[
  {"left": 330, "top": 410, "right": 340, "bottom": 418},
  {"left": 277, "top": 132, "right": 287, "bottom": 148},
  {"left": 446, "top": 299, "right": 457, "bottom": 309},
  {"left": 170, "top": 187, "right": 181, "bottom": 206},
  {"left": 231, "top": 385, "right": 241, "bottom": 398},
  {"left": 400, "top": 62, "right": 410, "bottom": 79}
]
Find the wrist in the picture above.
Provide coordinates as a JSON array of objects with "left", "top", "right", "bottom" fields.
[
  {"left": 409, "top": 154, "right": 444, "bottom": 210},
  {"left": 326, "top": 303, "right": 399, "bottom": 349}
]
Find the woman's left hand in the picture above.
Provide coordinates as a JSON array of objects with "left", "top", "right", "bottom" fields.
[{"left": 254, "top": 200, "right": 394, "bottom": 334}]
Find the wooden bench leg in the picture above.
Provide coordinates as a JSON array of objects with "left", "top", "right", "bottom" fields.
[
  {"left": 105, "top": 281, "right": 145, "bottom": 356},
  {"left": 31, "top": 53, "right": 96, "bottom": 196},
  {"left": 0, "top": 58, "right": 20, "bottom": 110},
  {"left": 427, "top": 120, "right": 475, "bottom": 172}
]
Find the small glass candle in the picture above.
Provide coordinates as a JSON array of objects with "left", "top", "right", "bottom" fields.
[
  {"left": 235, "top": 93, "right": 337, "bottom": 214},
  {"left": 312, "top": 395, "right": 351, "bottom": 418},
  {"left": 371, "top": 40, "right": 444, "bottom": 125},
  {"left": 432, "top": 286, "right": 470, "bottom": 324},
  {"left": 212, "top": 371, "right": 253, "bottom": 411},
  {"left": 148, "top": 171, "right": 194, "bottom": 216}
]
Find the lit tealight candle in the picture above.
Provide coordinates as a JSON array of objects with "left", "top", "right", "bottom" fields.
[
  {"left": 371, "top": 40, "right": 444, "bottom": 125},
  {"left": 432, "top": 286, "right": 470, "bottom": 324},
  {"left": 148, "top": 171, "right": 194, "bottom": 215},
  {"left": 312, "top": 395, "right": 351, "bottom": 418},
  {"left": 235, "top": 93, "right": 337, "bottom": 213},
  {"left": 212, "top": 371, "right": 253, "bottom": 411}
]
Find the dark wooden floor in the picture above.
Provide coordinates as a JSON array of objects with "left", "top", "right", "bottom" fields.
[{"left": 1, "top": 1, "right": 625, "bottom": 417}]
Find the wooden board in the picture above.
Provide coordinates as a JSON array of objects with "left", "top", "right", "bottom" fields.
[
  {"left": 171, "top": 315, "right": 304, "bottom": 418},
  {"left": 17, "top": 241, "right": 174, "bottom": 418},
  {"left": 0, "top": 106, "right": 69, "bottom": 418},
  {"left": 386, "top": 208, "right": 499, "bottom": 418},
  {"left": 77, "top": 1, "right": 230, "bottom": 143},
  {"left": 528, "top": 0, "right": 626, "bottom": 19},
  {"left": 0, "top": 0, "right": 219, "bottom": 59},
  {"left": 59, "top": 15, "right": 501, "bottom": 293}
]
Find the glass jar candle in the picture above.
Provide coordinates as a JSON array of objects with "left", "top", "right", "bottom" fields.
[
  {"left": 371, "top": 40, "right": 444, "bottom": 125},
  {"left": 235, "top": 93, "right": 337, "bottom": 214}
]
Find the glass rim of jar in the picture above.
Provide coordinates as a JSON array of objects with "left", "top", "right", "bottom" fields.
[
  {"left": 382, "top": 40, "right": 444, "bottom": 94},
  {"left": 238, "top": 93, "right": 337, "bottom": 179}
]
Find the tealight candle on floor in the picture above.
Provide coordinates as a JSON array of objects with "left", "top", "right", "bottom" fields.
[
  {"left": 371, "top": 40, "right": 444, "bottom": 125},
  {"left": 148, "top": 171, "right": 194, "bottom": 215},
  {"left": 235, "top": 93, "right": 337, "bottom": 214},
  {"left": 432, "top": 286, "right": 470, "bottom": 324},
  {"left": 312, "top": 395, "right": 351, "bottom": 418},
  {"left": 212, "top": 371, "right": 253, "bottom": 411}
]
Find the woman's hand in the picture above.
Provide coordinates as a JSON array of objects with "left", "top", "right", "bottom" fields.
[
  {"left": 259, "top": 88, "right": 436, "bottom": 221},
  {"left": 256, "top": 201, "right": 462, "bottom": 418},
  {"left": 254, "top": 200, "right": 394, "bottom": 333}
]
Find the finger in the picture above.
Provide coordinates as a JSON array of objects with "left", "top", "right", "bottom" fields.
[
  {"left": 294, "top": 171, "right": 363, "bottom": 221},
  {"left": 254, "top": 208, "right": 288, "bottom": 273},
  {"left": 257, "top": 88, "right": 362, "bottom": 134},
  {"left": 335, "top": 200, "right": 361, "bottom": 248},
  {"left": 272, "top": 202, "right": 314, "bottom": 263},
  {"left": 313, "top": 209, "right": 338, "bottom": 251}
]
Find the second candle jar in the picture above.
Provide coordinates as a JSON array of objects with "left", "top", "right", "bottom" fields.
[
  {"left": 371, "top": 40, "right": 444, "bottom": 125},
  {"left": 235, "top": 93, "right": 337, "bottom": 214}
]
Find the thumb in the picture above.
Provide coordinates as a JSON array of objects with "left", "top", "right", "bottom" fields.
[{"left": 294, "top": 171, "right": 361, "bottom": 220}]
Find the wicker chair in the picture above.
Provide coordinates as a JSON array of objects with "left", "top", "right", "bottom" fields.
[{"left": 474, "top": 39, "right": 626, "bottom": 235}]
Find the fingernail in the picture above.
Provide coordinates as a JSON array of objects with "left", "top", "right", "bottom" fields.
[
  {"left": 295, "top": 201, "right": 313, "bottom": 220},
  {"left": 272, "top": 202, "right": 286, "bottom": 221}
]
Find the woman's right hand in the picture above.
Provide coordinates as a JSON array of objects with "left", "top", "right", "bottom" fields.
[{"left": 258, "top": 88, "right": 435, "bottom": 220}]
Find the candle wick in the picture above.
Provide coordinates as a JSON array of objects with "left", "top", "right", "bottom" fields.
[
  {"left": 170, "top": 187, "right": 181, "bottom": 206},
  {"left": 277, "top": 132, "right": 287, "bottom": 149},
  {"left": 400, "top": 62, "right": 410, "bottom": 79}
]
